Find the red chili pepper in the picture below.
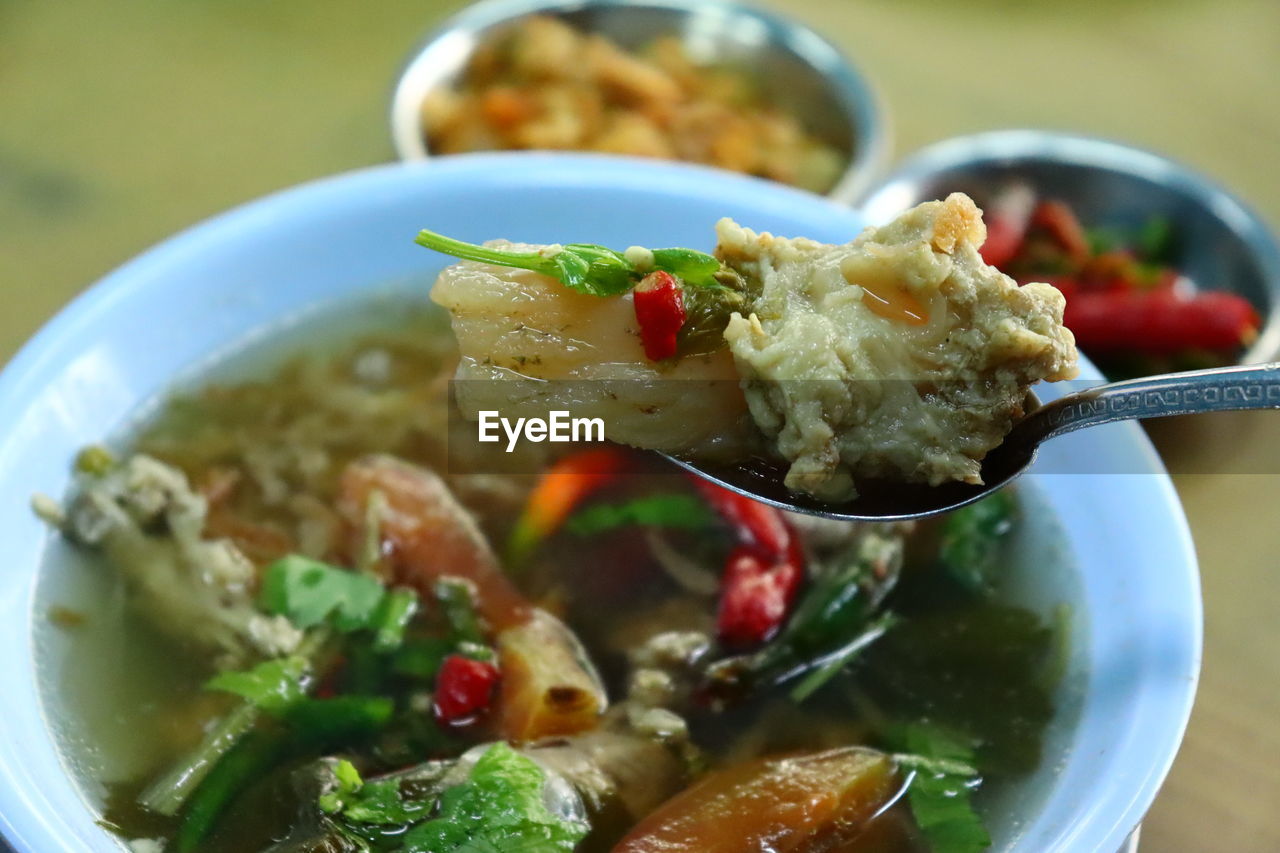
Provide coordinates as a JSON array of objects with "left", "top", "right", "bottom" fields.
[
  {"left": 717, "top": 545, "right": 803, "bottom": 648},
  {"left": 691, "top": 479, "right": 805, "bottom": 648},
  {"left": 979, "top": 186, "right": 1034, "bottom": 269},
  {"left": 980, "top": 216, "right": 1026, "bottom": 269},
  {"left": 1031, "top": 200, "right": 1091, "bottom": 263},
  {"left": 433, "top": 654, "right": 501, "bottom": 725},
  {"left": 1063, "top": 289, "right": 1260, "bottom": 354},
  {"left": 690, "top": 478, "right": 792, "bottom": 557},
  {"left": 633, "top": 271, "right": 687, "bottom": 362},
  {"left": 1152, "top": 268, "right": 1180, "bottom": 291}
]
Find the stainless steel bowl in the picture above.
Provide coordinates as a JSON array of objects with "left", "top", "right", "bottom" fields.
[
  {"left": 389, "top": 0, "right": 888, "bottom": 202},
  {"left": 860, "top": 130, "right": 1280, "bottom": 364}
]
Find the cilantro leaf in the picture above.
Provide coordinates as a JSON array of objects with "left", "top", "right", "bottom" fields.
[
  {"left": 403, "top": 743, "right": 588, "bottom": 853},
  {"left": 205, "top": 656, "right": 307, "bottom": 714},
  {"left": 565, "top": 493, "right": 714, "bottom": 536},
  {"left": 260, "top": 555, "right": 384, "bottom": 630},
  {"left": 319, "top": 759, "right": 432, "bottom": 825},
  {"left": 552, "top": 244, "right": 634, "bottom": 296},
  {"left": 650, "top": 248, "right": 723, "bottom": 289},
  {"left": 895, "top": 724, "right": 991, "bottom": 853},
  {"left": 938, "top": 491, "right": 1017, "bottom": 595},
  {"left": 259, "top": 555, "right": 417, "bottom": 646}
]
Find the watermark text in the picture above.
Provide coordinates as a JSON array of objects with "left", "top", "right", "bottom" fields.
[{"left": 477, "top": 410, "right": 605, "bottom": 452}]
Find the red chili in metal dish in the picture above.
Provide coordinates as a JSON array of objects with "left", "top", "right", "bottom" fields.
[{"left": 984, "top": 190, "right": 1260, "bottom": 366}]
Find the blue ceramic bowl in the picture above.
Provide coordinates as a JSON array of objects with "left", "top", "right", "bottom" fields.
[{"left": 0, "top": 154, "right": 1198, "bottom": 852}]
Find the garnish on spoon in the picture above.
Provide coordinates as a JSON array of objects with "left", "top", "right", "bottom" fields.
[
  {"left": 421, "top": 195, "right": 1082, "bottom": 505},
  {"left": 414, "top": 229, "right": 726, "bottom": 295},
  {"left": 415, "top": 229, "right": 743, "bottom": 361}
]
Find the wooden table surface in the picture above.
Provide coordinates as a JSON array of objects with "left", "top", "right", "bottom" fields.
[{"left": 2, "top": 0, "right": 1277, "bottom": 849}]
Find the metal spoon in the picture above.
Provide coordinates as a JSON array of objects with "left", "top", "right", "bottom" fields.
[{"left": 663, "top": 362, "right": 1280, "bottom": 522}]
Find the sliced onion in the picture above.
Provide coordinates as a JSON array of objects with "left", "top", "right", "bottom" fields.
[{"left": 644, "top": 528, "right": 719, "bottom": 596}]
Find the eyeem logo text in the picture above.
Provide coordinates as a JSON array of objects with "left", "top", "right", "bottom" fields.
[{"left": 477, "top": 410, "right": 605, "bottom": 452}]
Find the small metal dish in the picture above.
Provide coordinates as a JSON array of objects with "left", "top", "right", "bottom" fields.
[
  {"left": 860, "top": 130, "right": 1280, "bottom": 364},
  {"left": 389, "top": 0, "right": 888, "bottom": 202}
]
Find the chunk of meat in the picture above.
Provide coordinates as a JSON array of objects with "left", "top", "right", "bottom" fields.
[
  {"left": 57, "top": 455, "right": 301, "bottom": 667},
  {"left": 612, "top": 747, "right": 914, "bottom": 853},
  {"left": 718, "top": 193, "right": 1078, "bottom": 500}
]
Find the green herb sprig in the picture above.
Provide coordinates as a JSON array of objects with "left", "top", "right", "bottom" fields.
[
  {"left": 403, "top": 742, "right": 588, "bottom": 852},
  {"left": 938, "top": 490, "right": 1016, "bottom": 596},
  {"left": 565, "top": 493, "right": 715, "bottom": 536},
  {"left": 415, "top": 228, "right": 724, "bottom": 295},
  {"left": 259, "top": 554, "right": 417, "bottom": 649},
  {"left": 318, "top": 744, "right": 588, "bottom": 853},
  {"left": 894, "top": 724, "right": 991, "bottom": 853}
]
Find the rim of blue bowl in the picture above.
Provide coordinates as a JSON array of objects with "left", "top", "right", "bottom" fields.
[
  {"left": 388, "top": 0, "right": 890, "bottom": 203},
  {"left": 859, "top": 129, "right": 1280, "bottom": 365},
  {"left": 0, "top": 154, "right": 1199, "bottom": 853}
]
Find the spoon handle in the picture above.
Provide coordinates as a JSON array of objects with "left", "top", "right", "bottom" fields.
[{"left": 1018, "top": 361, "right": 1280, "bottom": 444}]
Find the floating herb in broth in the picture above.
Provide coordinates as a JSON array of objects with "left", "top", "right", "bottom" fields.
[{"left": 36, "top": 298, "right": 1070, "bottom": 853}]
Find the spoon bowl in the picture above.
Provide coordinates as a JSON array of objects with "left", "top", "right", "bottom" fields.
[
  {"left": 662, "top": 447, "right": 1033, "bottom": 522},
  {"left": 667, "top": 361, "right": 1280, "bottom": 521}
]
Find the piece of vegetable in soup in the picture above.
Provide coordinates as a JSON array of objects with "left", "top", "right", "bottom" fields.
[{"left": 421, "top": 192, "right": 1079, "bottom": 501}]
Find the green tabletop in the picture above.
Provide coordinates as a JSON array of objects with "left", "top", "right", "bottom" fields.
[{"left": 3, "top": 0, "right": 1279, "bottom": 849}]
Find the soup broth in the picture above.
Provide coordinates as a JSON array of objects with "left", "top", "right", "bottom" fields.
[{"left": 36, "top": 296, "right": 1079, "bottom": 853}]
